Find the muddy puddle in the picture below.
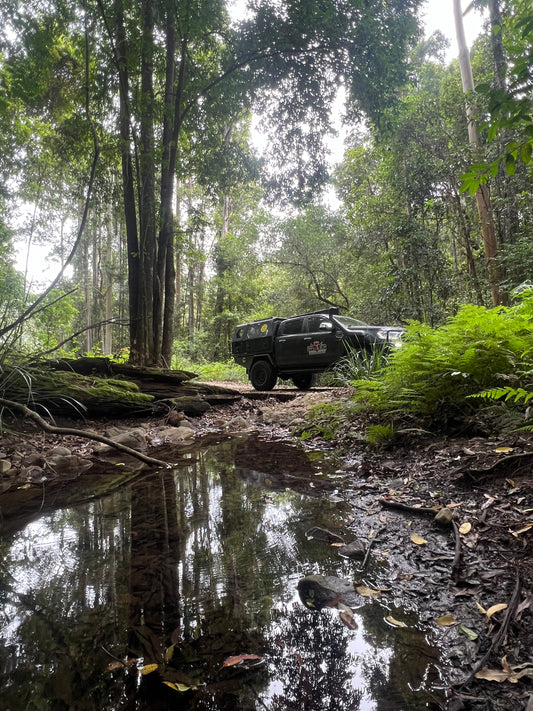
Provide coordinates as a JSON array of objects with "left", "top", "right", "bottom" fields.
[{"left": 0, "top": 435, "right": 446, "bottom": 710}]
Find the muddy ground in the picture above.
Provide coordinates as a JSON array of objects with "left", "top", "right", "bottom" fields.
[{"left": 1, "top": 384, "right": 532, "bottom": 710}]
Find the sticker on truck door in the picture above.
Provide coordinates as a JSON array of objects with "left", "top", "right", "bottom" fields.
[{"left": 307, "top": 341, "right": 327, "bottom": 355}]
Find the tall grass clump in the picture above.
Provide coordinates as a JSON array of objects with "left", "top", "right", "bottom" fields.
[{"left": 351, "top": 293, "right": 533, "bottom": 426}]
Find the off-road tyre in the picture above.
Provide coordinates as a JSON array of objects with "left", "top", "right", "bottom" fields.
[
  {"left": 291, "top": 373, "right": 314, "bottom": 390},
  {"left": 249, "top": 360, "right": 278, "bottom": 391}
]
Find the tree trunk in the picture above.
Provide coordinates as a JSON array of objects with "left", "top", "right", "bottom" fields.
[
  {"left": 453, "top": 0, "right": 506, "bottom": 306},
  {"left": 115, "top": 1, "right": 140, "bottom": 363},
  {"left": 138, "top": 0, "right": 156, "bottom": 364}
]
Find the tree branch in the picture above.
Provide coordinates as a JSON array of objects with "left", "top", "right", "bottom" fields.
[{"left": 0, "top": 397, "right": 170, "bottom": 468}]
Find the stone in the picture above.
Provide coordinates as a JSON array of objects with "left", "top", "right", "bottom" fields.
[
  {"left": 166, "top": 410, "right": 186, "bottom": 426},
  {"left": 339, "top": 539, "right": 366, "bottom": 558},
  {"left": 297, "top": 574, "right": 355, "bottom": 610},
  {"left": 46, "top": 453, "right": 93, "bottom": 476},
  {"left": 434, "top": 507, "right": 454, "bottom": 527},
  {"left": 0, "top": 459, "right": 11, "bottom": 474},
  {"left": 94, "top": 428, "right": 147, "bottom": 454},
  {"left": 153, "top": 426, "right": 195, "bottom": 444},
  {"left": 50, "top": 446, "right": 72, "bottom": 457}
]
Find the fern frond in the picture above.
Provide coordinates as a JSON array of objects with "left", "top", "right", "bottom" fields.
[{"left": 469, "top": 386, "right": 533, "bottom": 403}]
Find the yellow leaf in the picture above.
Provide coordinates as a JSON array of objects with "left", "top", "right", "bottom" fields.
[
  {"left": 476, "top": 602, "right": 487, "bottom": 615},
  {"left": 355, "top": 585, "right": 382, "bottom": 599},
  {"left": 386, "top": 615, "right": 407, "bottom": 628},
  {"left": 140, "top": 664, "right": 159, "bottom": 675},
  {"left": 486, "top": 603, "right": 508, "bottom": 620},
  {"left": 162, "top": 681, "right": 191, "bottom": 692},
  {"left": 494, "top": 446, "right": 514, "bottom": 453},
  {"left": 436, "top": 615, "right": 457, "bottom": 626},
  {"left": 510, "top": 523, "right": 532, "bottom": 537},
  {"left": 411, "top": 533, "right": 427, "bottom": 545},
  {"left": 165, "top": 644, "right": 175, "bottom": 662},
  {"left": 505, "top": 478, "right": 516, "bottom": 488},
  {"left": 459, "top": 522, "right": 472, "bottom": 535},
  {"left": 475, "top": 667, "right": 511, "bottom": 683}
]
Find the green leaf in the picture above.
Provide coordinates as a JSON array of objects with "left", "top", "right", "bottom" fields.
[
  {"left": 520, "top": 141, "right": 532, "bottom": 164},
  {"left": 459, "top": 624, "right": 479, "bottom": 641},
  {"left": 505, "top": 154, "right": 516, "bottom": 176}
]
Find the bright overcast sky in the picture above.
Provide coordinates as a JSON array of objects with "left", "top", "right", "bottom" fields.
[{"left": 423, "top": 0, "right": 485, "bottom": 58}]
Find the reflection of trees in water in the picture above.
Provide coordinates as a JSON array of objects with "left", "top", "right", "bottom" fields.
[
  {"left": 0, "top": 495, "right": 133, "bottom": 710},
  {"left": 357, "top": 603, "right": 444, "bottom": 711},
  {"left": 265, "top": 605, "right": 362, "bottom": 711},
  {"left": 0, "top": 438, "right": 444, "bottom": 711}
]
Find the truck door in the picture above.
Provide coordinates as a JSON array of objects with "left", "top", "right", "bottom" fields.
[
  {"left": 274, "top": 317, "right": 306, "bottom": 368},
  {"left": 303, "top": 315, "right": 344, "bottom": 367}
]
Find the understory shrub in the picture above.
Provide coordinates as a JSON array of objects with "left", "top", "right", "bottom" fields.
[{"left": 350, "top": 293, "right": 533, "bottom": 427}]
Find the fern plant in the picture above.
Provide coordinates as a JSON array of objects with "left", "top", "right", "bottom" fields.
[{"left": 350, "top": 292, "right": 533, "bottom": 427}]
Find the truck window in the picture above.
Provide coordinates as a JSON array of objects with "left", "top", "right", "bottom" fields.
[
  {"left": 306, "top": 315, "right": 332, "bottom": 332},
  {"left": 279, "top": 318, "right": 303, "bottom": 335}
]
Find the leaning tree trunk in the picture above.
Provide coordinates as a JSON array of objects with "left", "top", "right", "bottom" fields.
[{"left": 453, "top": 0, "right": 507, "bottom": 307}]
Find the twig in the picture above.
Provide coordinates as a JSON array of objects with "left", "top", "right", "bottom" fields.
[
  {"left": 457, "top": 571, "right": 521, "bottom": 688},
  {"left": 451, "top": 520, "right": 462, "bottom": 580},
  {"left": 360, "top": 525, "right": 387, "bottom": 571},
  {"left": 379, "top": 498, "right": 438, "bottom": 517},
  {"left": 0, "top": 397, "right": 170, "bottom": 467}
]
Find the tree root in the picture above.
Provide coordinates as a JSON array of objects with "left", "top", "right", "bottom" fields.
[{"left": 0, "top": 397, "right": 171, "bottom": 468}]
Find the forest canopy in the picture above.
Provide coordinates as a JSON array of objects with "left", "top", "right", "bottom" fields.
[{"left": 0, "top": 0, "right": 532, "bottom": 367}]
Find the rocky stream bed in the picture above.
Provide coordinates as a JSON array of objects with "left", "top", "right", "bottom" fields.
[{"left": 0, "top": 383, "right": 532, "bottom": 710}]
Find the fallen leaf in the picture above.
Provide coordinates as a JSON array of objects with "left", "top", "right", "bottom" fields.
[
  {"left": 475, "top": 656, "right": 533, "bottom": 683},
  {"left": 330, "top": 542, "right": 345, "bottom": 547},
  {"left": 459, "top": 522, "right": 472, "bottom": 535},
  {"left": 485, "top": 603, "right": 508, "bottom": 620},
  {"left": 436, "top": 615, "right": 457, "bottom": 626},
  {"left": 339, "top": 611, "right": 358, "bottom": 629},
  {"left": 458, "top": 624, "right": 479, "bottom": 640},
  {"left": 510, "top": 523, "right": 532, "bottom": 537},
  {"left": 106, "top": 661, "right": 125, "bottom": 672},
  {"left": 494, "top": 446, "right": 514, "bottom": 453},
  {"left": 140, "top": 664, "right": 159, "bottom": 675},
  {"left": 386, "top": 615, "right": 407, "bottom": 628},
  {"left": 505, "top": 478, "right": 516, "bottom": 488},
  {"left": 222, "top": 654, "right": 263, "bottom": 668},
  {"left": 476, "top": 602, "right": 487, "bottom": 614},
  {"left": 355, "top": 585, "right": 382, "bottom": 599},
  {"left": 162, "top": 681, "right": 191, "bottom": 692},
  {"left": 411, "top": 533, "right": 427, "bottom": 545},
  {"left": 165, "top": 645, "right": 175, "bottom": 662}
]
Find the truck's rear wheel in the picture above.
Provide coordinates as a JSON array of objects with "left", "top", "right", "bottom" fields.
[
  {"left": 249, "top": 360, "right": 277, "bottom": 391},
  {"left": 291, "top": 373, "right": 314, "bottom": 390}
]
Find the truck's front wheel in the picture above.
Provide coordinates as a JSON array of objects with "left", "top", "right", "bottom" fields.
[{"left": 249, "top": 360, "right": 277, "bottom": 391}]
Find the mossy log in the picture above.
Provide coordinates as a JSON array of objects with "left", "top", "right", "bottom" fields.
[{"left": 2, "top": 359, "right": 242, "bottom": 417}]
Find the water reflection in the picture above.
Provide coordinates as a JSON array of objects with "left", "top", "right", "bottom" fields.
[{"left": 0, "top": 435, "right": 444, "bottom": 710}]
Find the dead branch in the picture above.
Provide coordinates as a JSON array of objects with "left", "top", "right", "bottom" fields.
[{"left": 0, "top": 397, "right": 170, "bottom": 467}]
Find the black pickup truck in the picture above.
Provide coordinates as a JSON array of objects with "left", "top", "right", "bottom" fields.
[{"left": 231, "top": 307, "right": 404, "bottom": 390}]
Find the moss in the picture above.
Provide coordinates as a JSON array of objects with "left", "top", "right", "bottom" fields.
[{"left": 3, "top": 367, "right": 153, "bottom": 408}]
